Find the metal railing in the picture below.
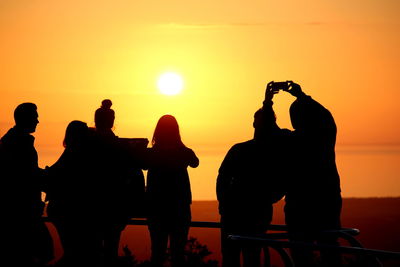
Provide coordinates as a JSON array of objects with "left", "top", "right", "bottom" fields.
[
  {"left": 43, "top": 217, "right": 400, "bottom": 266},
  {"left": 128, "top": 219, "right": 400, "bottom": 266}
]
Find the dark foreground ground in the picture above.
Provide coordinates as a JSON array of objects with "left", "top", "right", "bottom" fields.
[{"left": 47, "top": 197, "right": 400, "bottom": 266}]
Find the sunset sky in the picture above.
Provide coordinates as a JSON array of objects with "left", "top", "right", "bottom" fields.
[{"left": 1, "top": 1, "right": 399, "bottom": 199}]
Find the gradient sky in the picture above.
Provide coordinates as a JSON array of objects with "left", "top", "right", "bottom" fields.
[{"left": 1, "top": 1, "right": 399, "bottom": 199}]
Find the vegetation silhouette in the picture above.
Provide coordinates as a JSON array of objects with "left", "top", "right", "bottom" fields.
[{"left": 46, "top": 237, "right": 218, "bottom": 267}]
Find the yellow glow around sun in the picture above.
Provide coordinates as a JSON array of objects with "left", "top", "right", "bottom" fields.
[{"left": 157, "top": 72, "right": 184, "bottom": 95}]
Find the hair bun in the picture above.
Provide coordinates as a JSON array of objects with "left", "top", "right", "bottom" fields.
[{"left": 101, "top": 99, "right": 112, "bottom": 109}]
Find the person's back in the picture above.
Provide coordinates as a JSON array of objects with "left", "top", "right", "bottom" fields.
[
  {"left": 217, "top": 106, "right": 289, "bottom": 267},
  {"left": 46, "top": 121, "right": 99, "bottom": 219},
  {"left": 45, "top": 120, "right": 103, "bottom": 267},
  {"left": 146, "top": 145, "right": 197, "bottom": 215},
  {"left": 217, "top": 138, "right": 286, "bottom": 226},
  {"left": 282, "top": 82, "right": 342, "bottom": 267},
  {"left": 91, "top": 99, "right": 147, "bottom": 267},
  {"left": 145, "top": 114, "right": 199, "bottom": 267},
  {"left": 284, "top": 88, "right": 341, "bottom": 230}
]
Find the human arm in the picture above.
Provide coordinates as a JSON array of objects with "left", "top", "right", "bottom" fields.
[
  {"left": 286, "top": 81, "right": 307, "bottom": 99},
  {"left": 187, "top": 148, "right": 199, "bottom": 168},
  {"left": 286, "top": 82, "right": 337, "bottom": 143},
  {"left": 263, "top": 81, "right": 279, "bottom": 108},
  {"left": 216, "top": 146, "right": 237, "bottom": 215}
]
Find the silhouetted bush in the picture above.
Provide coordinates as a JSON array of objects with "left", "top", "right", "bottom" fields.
[
  {"left": 116, "top": 236, "right": 219, "bottom": 267},
  {"left": 182, "top": 237, "right": 219, "bottom": 267}
]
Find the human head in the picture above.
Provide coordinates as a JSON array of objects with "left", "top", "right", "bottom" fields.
[
  {"left": 253, "top": 106, "right": 278, "bottom": 139},
  {"left": 14, "top": 103, "right": 39, "bottom": 133},
  {"left": 289, "top": 99, "right": 323, "bottom": 131},
  {"left": 94, "top": 99, "right": 115, "bottom": 130},
  {"left": 152, "top": 115, "right": 184, "bottom": 147},
  {"left": 63, "top": 120, "right": 89, "bottom": 148}
]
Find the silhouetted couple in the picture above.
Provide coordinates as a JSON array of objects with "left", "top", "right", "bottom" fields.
[{"left": 217, "top": 81, "right": 342, "bottom": 267}]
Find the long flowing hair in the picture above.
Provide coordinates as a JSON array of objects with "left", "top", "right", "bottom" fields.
[{"left": 152, "top": 115, "right": 185, "bottom": 148}]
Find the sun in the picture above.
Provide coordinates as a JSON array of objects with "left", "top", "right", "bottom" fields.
[{"left": 157, "top": 72, "right": 184, "bottom": 95}]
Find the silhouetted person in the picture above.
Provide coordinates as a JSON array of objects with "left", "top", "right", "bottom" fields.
[
  {"left": 0, "top": 103, "right": 53, "bottom": 266},
  {"left": 280, "top": 82, "right": 342, "bottom": 267},
  {"left": 46, "top": 120, "right": 103, "bottom": 267},
  {"left": 217, "top": 95, "right": 289, "bottom": 267},
  {"left": 93, "top": 99, "right": 146, "bottom": 267},
  {"left": 144, "top": 115, "right": 199, "bottom": 267}
]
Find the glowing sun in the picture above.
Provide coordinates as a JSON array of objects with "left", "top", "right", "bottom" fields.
[{"left": 157, "top": 72, "right": 184, "bottom": 95}]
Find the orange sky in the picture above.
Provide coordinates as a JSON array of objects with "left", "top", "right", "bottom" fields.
[{"left": 1, "top": 1, "right": 399, "bottom": 199}]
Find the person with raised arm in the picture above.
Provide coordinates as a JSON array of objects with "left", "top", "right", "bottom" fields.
[{"left": 266, "top": 81, "right": 342, "bottom": 266}]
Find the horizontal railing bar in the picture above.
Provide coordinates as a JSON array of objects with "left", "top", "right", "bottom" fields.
[
  {"left": 43, "top": 216, "right": 394, "bottom": 262},
  {"left": 42, "top": 217, "right": 359, "bottom": 235},
  {"left": 229, "top": 235, "right": 400, "bottom": 260}
]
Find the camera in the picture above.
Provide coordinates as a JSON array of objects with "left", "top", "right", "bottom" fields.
[
  {"left": 119, "top": 138, "right": 149, "bottom": 151},
  {"left": 271, "top": 81, "right": 290, "bottom": 92}
]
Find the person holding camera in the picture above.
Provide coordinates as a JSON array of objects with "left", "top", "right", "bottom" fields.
[
  {"left": 217, "top": 94, "right": 290, "bottom": 267},
  {"left": 266, "top": 81, "right": 342, "bottom": 267}
]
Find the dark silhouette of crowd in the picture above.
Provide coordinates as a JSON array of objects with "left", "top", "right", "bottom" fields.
[{"left": 0, "top": 81, "right": 342, "bottom": 267}]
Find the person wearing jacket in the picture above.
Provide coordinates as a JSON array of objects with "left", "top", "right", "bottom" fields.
[
  {"left": 0, "top": 103, "right": 53, "bottom": 266},
  {"left": 92, "top": 99, "right": 146, "bottom": 267},
  {"left": 283, "top": 82, "right": 342, "bottom": 267},
  {"left": 46, "top": 120, "right": 102, "bottom": 267},
  {"left": 217, "top": 92, "right": 289, "bottom": 267}
]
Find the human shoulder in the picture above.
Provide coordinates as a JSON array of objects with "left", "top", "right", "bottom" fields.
[
  {"left": 227, "top": 140, "right": 254, "bottom": 154},
  {"left": 1, "top": 127, "right": 17, "bottom": 143},
  {"left": 280, "top": 128, "right": 293, "bottom": 138},
  {"left": 234, "top": 140, "right": 254, "bottom": 148},
  {"left": 1, "top": 127, "right": 34, "bottom": 147}
]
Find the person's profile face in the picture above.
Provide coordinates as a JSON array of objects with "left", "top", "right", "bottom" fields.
[{"left": 24, "top": 111, "right": 39, "bottom": 133}]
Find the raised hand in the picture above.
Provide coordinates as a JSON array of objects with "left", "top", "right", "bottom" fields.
[{"left": 264, "top": 81, "right": 279, "bottom": 103}]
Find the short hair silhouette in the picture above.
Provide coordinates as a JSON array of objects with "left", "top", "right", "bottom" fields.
[
  {"left": 95, "top": 99, "right": 115, "bottom": 130},
  {"left": 253, "top": 106, "right": 276, "bottom": 129},
  {"left": 151, "top": 115, "right": 184, "bottom": 147},
  {"left": 290, "top": 99, "right": 328, "bottom": 130},
  {"left": 14, "top": 102, "right": 37, "bottom": 125},
  {"left": 63, "top": 120, "right": 89, "bottom": 148}
]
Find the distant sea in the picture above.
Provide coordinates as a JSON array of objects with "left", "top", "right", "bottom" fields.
[
  {"left": 39, "top": 144, "right": 400, "bottom": 200},
  {"left": 335, "top": 145, "right": 400, "bottom": 197}
]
